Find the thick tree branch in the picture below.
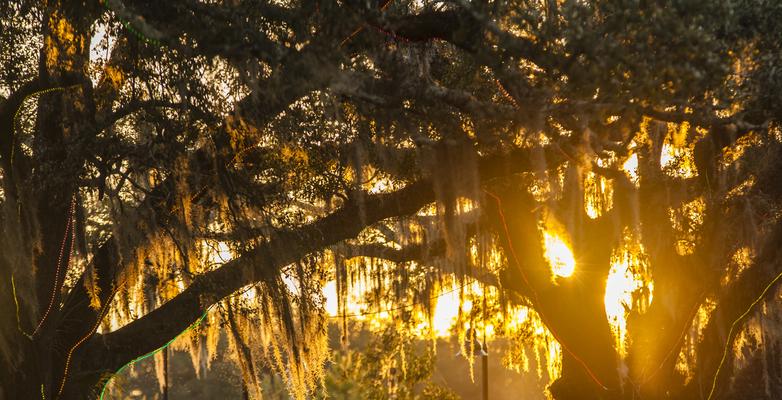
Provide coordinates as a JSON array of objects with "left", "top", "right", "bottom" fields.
[
  {"left": 118, "top": 0, "right": 285, "bottom": 61},
  {"left": 90, "top": 178, "right": 435, "bottom": 371},
  {"left": 86, "top": 144, "right": 560, "bottom": 373},
  {"left": 0, "top": 79, "right": 43, "bottom": 156},
  {"left": 94, "top": 99, "right": 183, "bottom": 134},
  {"left": 339, "top": 241, "right": 446, "bottom": 264}
]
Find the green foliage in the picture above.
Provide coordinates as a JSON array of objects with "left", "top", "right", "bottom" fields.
[{"left": 322, "top": 327, "right": 458, "bottom": 400}]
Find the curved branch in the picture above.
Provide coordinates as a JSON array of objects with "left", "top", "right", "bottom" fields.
[
  {"left": 94, "top": 100, "right": 183, "bottom": 134},
  {"left": 89, "top": 177, "right": 435, "bottom": 371},
  {"left": 84, "top": 144, "right": 561, "bottom": 373},
  {"left": 339, "top": 241, "right": 445, "bottom": 264}
]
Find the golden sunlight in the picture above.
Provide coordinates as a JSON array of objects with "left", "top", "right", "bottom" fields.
[
  {"left": 324, "top": 278, "right": 484, "bottom": 338},
  {"left": 622, "top": 153, "right": 639, "bottom": 185},
  {"left": 604, "top": 235, "right": 654, "bottom": 357},
  {"left": 322, "top": 280, "right": 369, "bottom": 320},
  {"left": 584, "top": 171, "right": 613, "bottom": 219},
  {"left": 660, "top": 122, "right": 698, "bottom": 178},
  {"left": 431, "top": 289, "right": 465, "bottom": 337},
  {"left": 543, "top": 232, "right": 576, "bottom": 278},
  {"left": 604, "top": 263, "right": 634, "bottom": 356},
  {"left": 675, "top": 297, "right": 717, "bottom": 385}
]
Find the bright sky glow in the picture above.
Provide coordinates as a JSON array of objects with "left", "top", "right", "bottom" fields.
[
  {"left": 622, "top": 153, "right": 639, "bottom": 185},
  {"left": 604, "top": 238, "right": 654, "bottom": 357},
  {"left": 543, "top": 232, "right": 576, "bottom": 278}
]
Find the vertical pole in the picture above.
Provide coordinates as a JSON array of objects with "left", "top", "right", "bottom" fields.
[
  {"left": 480, "top": 233, "right": 489, "bottom": 400},
  {"left": 481, "top": 352, "right": 489, "bottom": 400},
  {"left": 163, "top": 347, "right": 169, "bottom": 400}
]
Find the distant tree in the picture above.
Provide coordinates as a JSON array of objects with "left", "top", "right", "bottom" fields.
[
  {"left": 2, "top": 1, "right": 782, "bottom": 400},
  {"left": 323, "top": 327, "right": 459, "bottom": 400}
]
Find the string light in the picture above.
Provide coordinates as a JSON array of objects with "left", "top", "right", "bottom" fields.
[
  {"left": 638, "top": 289, "right": 708, "bottom": 385},
  {"left": 100, "top": 0, "right": 162, "bottom": 46},
  {"left": 56, "top": 280, "right": 122, "bottom": 399},
  {"left": 32, "top": 196, "right": 76, "bottom": 336},
  {"left": 11, "top": 85, "right": 81, "bottom": 169},
  {"left": 11, "top": 84, "right": 82, "bottom": 339},
  {"left": 339, "top": 0, "right": 396, "bottom": 47},
  {"left": 97, "top": 282, "right": 259, "bottom": 399},
  {"left": 484, "top": 189, "right": 609, "bottom": 391},
  {"left": 11, "top": 273, "right": 34, "bottom": 339},
  {"left": 707, "top": 268, "right": 782, "bottom": 400}
]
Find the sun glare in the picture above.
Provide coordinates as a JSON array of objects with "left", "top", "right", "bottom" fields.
[
  {"left": 622, "top": 153, "right": 639, "bottom": 185},
  {"left": 604, "top": 262, "right": 634, "bottom": 355},
  {"left": 604, "top": 235, "right": 654, "bottom": 357},
  {"left": 543, "top": 232, "right": 576, "bottom": 278},
  {"left": 431, "top": 289, "right": 465, "bottom": 337},
  {"left": 323, "top": 280, "right": 495, "bottom": 338}
]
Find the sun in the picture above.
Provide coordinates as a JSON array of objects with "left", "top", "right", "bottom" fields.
[{"left": 543, "top": 232, "right": 576, "bottom": 278}]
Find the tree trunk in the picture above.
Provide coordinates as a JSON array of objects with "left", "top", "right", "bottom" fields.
[{"left": 0, "top": 2, "right": 101, "bottom": 398}]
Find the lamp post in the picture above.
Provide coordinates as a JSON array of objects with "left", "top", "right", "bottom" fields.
[
  {"left": 481, "top": 343, "right": 488, "bottom": 400},
  {"left": 456, "top": 329, "right": 489, "bottom": 400}
]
